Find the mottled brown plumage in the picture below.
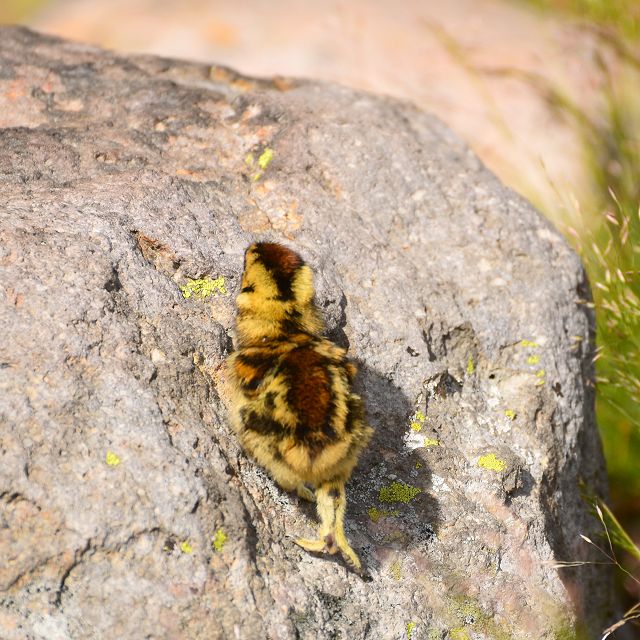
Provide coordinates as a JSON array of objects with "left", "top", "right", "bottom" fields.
[{"left": 226, "top": 242, "right": 372, "bottom": 571}]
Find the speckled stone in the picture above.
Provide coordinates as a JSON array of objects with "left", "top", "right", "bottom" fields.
[{"left": 0, "top": 26, "right": 613, "bottom": 640}]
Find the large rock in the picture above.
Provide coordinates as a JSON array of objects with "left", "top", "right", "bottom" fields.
[{"left": 0, "top": 27, "right": 613, "bottom": 639}]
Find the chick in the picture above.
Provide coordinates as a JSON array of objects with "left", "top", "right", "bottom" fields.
[{"left": 226, "top": 242, "right": 372, "bottom": 571}]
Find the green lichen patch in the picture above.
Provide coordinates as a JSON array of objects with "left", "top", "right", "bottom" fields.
[
  {"left": 367, "top": 507, "right": 399, "bottom": 522},
  {"left": 449, "top": 597, "right": 483, "bottom": 624},
  {"left": 180, "top": 540, "right": 193, "bottom": 554},
  {"left": 389, "top": 559, "right": 402, "bottom": 581},
  {"left": 379, "top": 481, "right": 422, "bottom": 504},
  {"left": 450, "top": 629, "right": 470, "bottom": 640},
  {"left": 368, "top": 507, "right": 382, "bottom": 522},
  {"left": 406, "top": 621, "right": 417, "bottom": 639},
  {"left": 180, "top": 276, "right": 227, "bottom": 300},
  {"left": 212, "top": 528, "right": 227, "bottom": 552},
  {"left": 477, "top": 453, "right": 507, "bottom": 472},
  {"left": 447, "top": 596, "right": 512, "bottom": 640}
]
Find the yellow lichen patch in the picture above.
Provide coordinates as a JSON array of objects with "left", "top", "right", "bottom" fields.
[
  {"left": 105, "top": 451, "right": 121, "bottom": 466},
  {"left": 389, "top": 559, "right": 402, "bottom": 581},
  {"left": 212, "top": 528, "right": 227, "bottom": 552},
  {"left": 526, "top": 354, "right": 540, "bottom": 365},
  {"left": 410, "top": 410, "right": 426, "bottom": 432},
  {"left": 477, "top": 453, "right": 507, "bottom": 472},
  {"left": 248, "top": 147, "right": 275, "bottom": 181},
  {"left": 450, "top": 628, "right": 470, "bottom": 640},
  {"left": 258, "top": 147, "right": 274, "bottom": 170},
  {"left": 535, "top": 369, "right": 546, "bottom": 386},
  {"left": 379, "top": 481, "right": 421, "bottom": 503},
  {"left": 423, "top": 437, "right": 439, "bottom": 447},
  {"left": 367, "top": 507, "right": 399, "bottom": 523},
  {"left": 519, "top": 339, "right": 539, "bottom": 348},
  {"left": 406, "top": 621, "right": 417, "bottom": 639},
  {"left": 504, "top": 409, "right": 516, "bottom": 420},
  {"left": 466, "top": 355, "right": 475, "bottom": 375},
  {"left": 180, "top": 540, "right": 193, "bottom": 554},
  {"left": 180, "top": 276, "right": 227, "bottom": 300},
  {"left": 415, "top": 461, "right": 423, "bottom": 469},
  {"left": 368, "top": 507, "right": 382, "bottom": 523}
]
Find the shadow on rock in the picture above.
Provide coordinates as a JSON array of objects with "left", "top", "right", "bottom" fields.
[{"left": 340, "top": 360, "right": 441, "bottom": 577}]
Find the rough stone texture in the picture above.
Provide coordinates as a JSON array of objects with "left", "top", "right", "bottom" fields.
[{"left": 0, "top": 27, "right": 613, "bottom": 640}]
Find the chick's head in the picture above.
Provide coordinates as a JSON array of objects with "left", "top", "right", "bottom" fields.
[{"left": 235, "top": 242, "right": 324, "bottom": 345}]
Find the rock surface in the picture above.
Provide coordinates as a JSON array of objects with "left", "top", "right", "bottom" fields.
[{"left": 0, "top": 27, "right": 612, "bottom": 640}]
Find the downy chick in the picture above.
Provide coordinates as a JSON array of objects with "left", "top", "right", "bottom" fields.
[{"left": 226, "top": 242, "right": 372, "bottom": 571}]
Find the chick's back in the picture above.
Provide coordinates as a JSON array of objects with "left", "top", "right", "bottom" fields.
[{"left": 228, "top": 333, "right": 370, "bottom": 485}]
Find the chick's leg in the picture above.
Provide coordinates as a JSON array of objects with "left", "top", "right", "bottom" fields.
[
  {"left": 295, "top": 483, "right": 337, "bottom": 554},
  {"left": 295, "top": 481, "right": 362, "bottom": 572},
  {"left": 332, "top": 483, "right": 362, "bottom": 571}
]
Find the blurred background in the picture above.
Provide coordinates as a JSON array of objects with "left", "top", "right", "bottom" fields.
[{"left": 2, "top": 0, "right": 639, "bottom": 627}]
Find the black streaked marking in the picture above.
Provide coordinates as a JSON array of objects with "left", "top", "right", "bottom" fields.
[
  {"left": 241, "top": 409, "right": 285, "bottom": 438},
  {"left": 252, "top": 242, "right": 303, "bottom": 301},
  {"left": 264, "top": 391, "right": 276, "bottom": 411},
  {"left": 344, "top": 395, "right": 364, "bottom": 433}
]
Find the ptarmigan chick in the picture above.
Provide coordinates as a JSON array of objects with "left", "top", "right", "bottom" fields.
[{"left": 226, "top": 242, "right": 372, "bottom": 571}]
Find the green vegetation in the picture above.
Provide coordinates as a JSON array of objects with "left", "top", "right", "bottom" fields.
[
  {"left": 554, "top": 501, "right": 640, "bottom": 637},
  {"left": 521, "top": 0, "right": 640, "bottom": 532},
  {"left": 562, "top": 73, "right": 640, "bottom": 513},
  {"left": 521, "top": 0, "right": 640, "bottom": 41},
  {"left": 518, "top": 0, "right": 640, "bottom": 633}
]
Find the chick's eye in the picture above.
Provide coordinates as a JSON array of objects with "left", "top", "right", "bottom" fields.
[{"left": 241, "top": 283, "right": 255, "bottom": 293}]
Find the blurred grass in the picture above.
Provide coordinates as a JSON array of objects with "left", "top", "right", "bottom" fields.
[
  {"left": 519, "top": 0, "right": 640, "bottom": 626},
  {"left": 521, "top": 2, "right": 640, "bottom": 518},
  {"left": 522, "top": 0, "right": 640, "bottom": 40},
  {"left": 0, "top": 0, "right": 48, "bottom": 23},
  {"left": 575, "top": 70, "right": 640, "bottom": 515},
  {"left": 515, "top": 0, "right": 640, "bottom": 514}
]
